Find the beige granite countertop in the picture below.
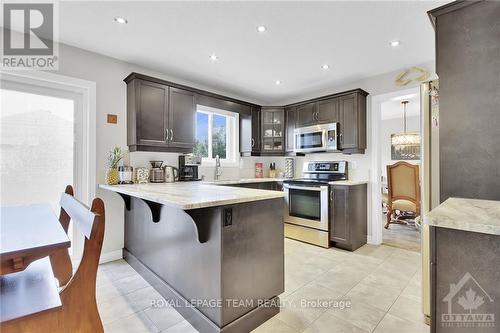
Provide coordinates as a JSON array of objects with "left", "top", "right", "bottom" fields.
[
  {"left": 203, "top": 178, "right": 286, "bottom": 185},
  {"left": 424, "top": 197, "right": 500, "bottom": 235},
  {"left": 100, "top": 182, "right": 285, "bottom": 210},
  {"left": 328, "top": 180, "right": 368, "bottom": 186}
]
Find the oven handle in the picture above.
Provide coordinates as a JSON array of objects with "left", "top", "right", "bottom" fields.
[{"left": 283, "top": 184, "right": 326, "bottom": 191}]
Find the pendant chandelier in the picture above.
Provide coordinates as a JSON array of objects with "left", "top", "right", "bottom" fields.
[{"left": 391, "top": 100, "right": 420, "bottom": 160}]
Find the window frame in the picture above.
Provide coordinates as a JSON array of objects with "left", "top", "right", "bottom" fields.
[{"left": 195, "top": 105, "right": 239, "bottom": 167}]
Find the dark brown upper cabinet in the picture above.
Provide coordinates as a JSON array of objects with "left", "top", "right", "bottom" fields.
[
  {"left": 338, "top": 92, "right": 366, "bottom": 153},
  {"left": 240, "top": 106, "right": 260, "bottom": 156},
  {"left": 126, "top": 77, "right": 195, "bottom": 153},
  {"left": 251, "top": 106, "right": 261, "bottom": 153},
  {"left": 125, "top": 73, "right": 256, "bottom": 153},
  {"left": 296, "top": 102, "right": 317, "bottom": 127},
  {"left": 288, "top": 89, "right": 368, "bottom": 154},
  {"left": 127, "top": 79, "right": 169, "bottom": 150},
  {"left": 285, "top": 106, "right": 297, "bottom": 153},
  {"left": 168, "top": 87, "right": 196, "bottom": 149},
  {"left": 317, "top": 98, "right": 339, "bottom": 124},
  {"left": 260, "top": 107, "right": 285, "bottom": 155}
]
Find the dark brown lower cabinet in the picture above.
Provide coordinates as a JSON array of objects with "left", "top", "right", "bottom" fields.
[
  {"left": 430, "top": 227, "right": 500, "bottom": 333},
  {"left": 329, "top": 184, "right": 367, "bottom": 251}
]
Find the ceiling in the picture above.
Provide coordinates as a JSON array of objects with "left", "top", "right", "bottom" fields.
[
  {"left": 381, "top": 88, "right": 420, "bottom": 120},
  {"left": 58, "top": 1, "right": 446, "bottom": 105}
]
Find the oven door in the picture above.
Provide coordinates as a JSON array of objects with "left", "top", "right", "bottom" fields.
[{"left": 283, "top": 184, "right": 329, "bottom": 231}]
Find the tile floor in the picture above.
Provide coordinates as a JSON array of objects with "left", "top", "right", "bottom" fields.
[{"left": 97, "top": 239, "right": 428, "bottom": 333}]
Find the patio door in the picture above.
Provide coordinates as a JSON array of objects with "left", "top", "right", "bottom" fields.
[{"left": 0, "top": 72, "right": 95, "bottom": 258}]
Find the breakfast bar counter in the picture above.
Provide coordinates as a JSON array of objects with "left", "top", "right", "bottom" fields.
[{"left": 100, "top": 183, "right": 284, "bottom": 333}]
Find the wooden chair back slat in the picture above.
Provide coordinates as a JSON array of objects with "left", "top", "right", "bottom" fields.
[
  {"left": 59, "top": 193, "right": 96, "bottom": 239},
  {"left": 1, "top": 188, "right": 106, "bottom": 333}
]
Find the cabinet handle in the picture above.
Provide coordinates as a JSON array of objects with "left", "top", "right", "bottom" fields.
[
  {"left": 251, "top": 138, "right": 255, "bottom": 148},
  {"left": 170, "top": 129, "right": 174, "bottom": 141},
  {"left": 165, "top": 129, "right": 169, "bottom": 142},
  {"left": 330, "top": 191, "right": 333, "bottom": 201},
  {"left": 339, "top": 132, "right": 343, "bottom": 143}
]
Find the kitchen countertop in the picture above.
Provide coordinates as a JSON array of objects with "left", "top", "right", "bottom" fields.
[
  {"left": 203, "top": 178, "right": 286, "bottom": 185},
  {"left": 424, "top": 197, "right": 500, "bottom": 236},
  {"left": 328, "top": 180, "right": 368, "bottom": 186},
  {"left": 99, "top": 182, "right": 285, "bottom": 210}
]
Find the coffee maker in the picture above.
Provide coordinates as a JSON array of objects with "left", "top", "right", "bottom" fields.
[{"left": 178, "top": 155, "right": 202, "bottom": 181}]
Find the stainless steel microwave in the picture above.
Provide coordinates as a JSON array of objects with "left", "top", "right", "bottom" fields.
[{"left": 294, "top": 123, "right": 339, "bottom": 153}]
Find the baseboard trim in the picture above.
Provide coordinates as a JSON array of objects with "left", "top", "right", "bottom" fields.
[{"left": 99, "top": 250, "right": 123, "bottom": 264}]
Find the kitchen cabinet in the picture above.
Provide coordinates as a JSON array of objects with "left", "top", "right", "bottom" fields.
[
  {"left": 240, "top": 106, "right": 261, "bottom": 156},
  {"left": 317, "top": 98, "right": 339, "bottom": 124},
  {"left": 126, "top": 77, "right": 194, "bottom": 153},
  {"left": 338, "top": 92, "right": 366, "bottom": 153},
  {"left": 222, "top": 181, "right": 283, "bottom": 191},
  {"left": 296, "top": 102, "right": 317, "bottom": 127},
  {"left": 132, "top": 80, "right": 169, "bottom": 148},
  {"left": 288, "top": 89, "right": 367, "bottom": 154},
  {"left": 285, "top": 107, "right": 297, "bottom": 153},
  {"left": 260, "top": 107, "right": 285, "bottom": 154},
  {"left": 168, "top": 87, "right": 196, "bottom": 149},
  {"left": 329, "top": 183, "right": 367, "bottom": 251},
  {"left": 251, "top": 106, "right": 261, "bottom": 153},
  {"left": 125, "top": 72, "right": 257, "bottom": 153}
]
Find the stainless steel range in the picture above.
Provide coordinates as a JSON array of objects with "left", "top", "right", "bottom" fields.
[{"left": 283, "top": 161, "right": 348, "bottom": 248}]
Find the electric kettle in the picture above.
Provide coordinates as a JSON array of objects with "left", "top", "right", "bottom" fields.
[{"left": 164, "top": 165, "right": 179, "bottom": 183}]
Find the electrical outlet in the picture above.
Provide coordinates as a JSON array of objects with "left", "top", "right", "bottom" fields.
[{"left": 223, "top": 208, "right": 232, "bottom": 227}]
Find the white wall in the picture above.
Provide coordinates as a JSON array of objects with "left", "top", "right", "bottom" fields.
[{"left": 51, "top": 41, "right": 434, "bottom": 257}]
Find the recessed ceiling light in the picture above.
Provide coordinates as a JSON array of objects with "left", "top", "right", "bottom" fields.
[
  {"left": 257, "top": 25, "right": 267, "bottom": 33},
  {"left": 390, "top": 40, "right": 400, "bottom": 47},
  {"left": 114, "top": 16, "right": 128, "bottom": 24},
  {"left": 321, "top": 64, "right": 330, "bottom": 70},
  {"left": 209, "top": 54, "right": 218, "bottom": 61},
  {"left": 275, "top": 80, "right": 281, "bottom": 85}
]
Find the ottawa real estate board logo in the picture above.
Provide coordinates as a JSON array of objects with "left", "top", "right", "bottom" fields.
[
  {"left": 441, "top": 272, "right": 495, "bottom": 329},
  {"left": 1, "top": 2, "right": 59, "bottom": 70}
]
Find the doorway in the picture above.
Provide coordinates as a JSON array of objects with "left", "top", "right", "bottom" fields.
[
  {"left": 0, "top": 71, "right": 96, "bottom": 258},
  {"left": 379, "top": 88, "right": 421, "bottom": 251}
]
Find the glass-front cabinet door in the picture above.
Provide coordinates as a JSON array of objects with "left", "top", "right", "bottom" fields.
[{"left": 261, "top": 107, "right": 284, "bottom": 153}]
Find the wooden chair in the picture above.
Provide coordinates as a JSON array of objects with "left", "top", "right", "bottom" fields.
[
  {"left": 49, "top": 185, "right": 74, "bottom": 286},
  {"left": 1, "top": 191, "right": 105, "bottom": 333},
  {"left": 385, "top": 162, "right": 420, "bottom": 229}
]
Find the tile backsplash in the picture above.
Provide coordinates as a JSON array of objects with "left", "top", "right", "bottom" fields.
[{"left": 126, "top": 151, "right": 369, "bottom": 182}]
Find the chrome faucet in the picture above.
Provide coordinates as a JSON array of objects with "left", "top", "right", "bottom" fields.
[{"left": 214, "top": 155, "right": 222, "bottom": 181}]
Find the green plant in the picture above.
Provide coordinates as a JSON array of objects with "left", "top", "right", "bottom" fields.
[{"left": 107, "top": 147, "right": 123, "bottom": 168}]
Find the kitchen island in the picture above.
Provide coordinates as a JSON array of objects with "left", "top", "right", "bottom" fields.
[
  {"left": 100, "top": 182, "right": 285, "bottom": 333},
  {"left": 424, "top": 198, "right": 500, "bottom": 333}
]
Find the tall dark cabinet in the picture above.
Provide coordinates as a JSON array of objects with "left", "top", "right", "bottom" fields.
[{"left": 429, "top": 1, "right": 500, "bottom": 201}]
